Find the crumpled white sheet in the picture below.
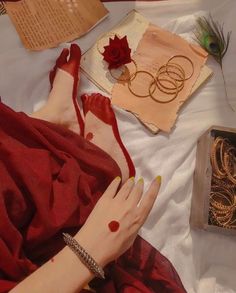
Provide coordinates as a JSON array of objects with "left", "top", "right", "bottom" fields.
[{"left": 0, "top": 1, "right": 236, "bottom": 292}]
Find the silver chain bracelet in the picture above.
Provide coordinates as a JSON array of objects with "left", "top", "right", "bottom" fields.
[{"left": 62, "top": 233, "right": 105, "bottom": 279}]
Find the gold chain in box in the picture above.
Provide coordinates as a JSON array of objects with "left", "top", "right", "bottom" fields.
[{"left": 0, "top": 2, "right": 6, "bottom": 15}]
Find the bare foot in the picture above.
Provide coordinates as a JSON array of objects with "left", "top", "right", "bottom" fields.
[
  {"left": 31, "top": 45, "right": 135, "bottom": 181},
  {"left": 31, "top": 44, "right": 84, "bottom": 135},
  {"left": 81, "top": 93, "right": 135, "bottom": 182}
]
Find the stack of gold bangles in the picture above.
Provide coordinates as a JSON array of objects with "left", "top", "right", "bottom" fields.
[
  {"left": 127, "top": 55, "right": 194, "bottom": 103},
  {"left": 210, "top": 136, "right": 236, "bottom": 229},
  {"left": 111, "top": 55, "right": 194, "bottom": 104}
]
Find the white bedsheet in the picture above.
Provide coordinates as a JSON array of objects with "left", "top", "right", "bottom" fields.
[{"left": 0, "top": 1, "right": 236, "bottom": 292}]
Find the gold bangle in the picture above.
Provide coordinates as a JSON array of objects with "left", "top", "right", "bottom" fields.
[
  {"left": 210, "top": 191, "right": 233, "bottom": 206},
  {"left": 167, "top": 55, "right": 194, "bottom": 80},
  {"left": 149, "top": 79, "right": 179, "bottom": 104},
  {"left": 224, "top": 153, "right": 236, "bottom": 184},
  {"left": 211, "top": 137, "right": 226, "bottom": 178},
  {"left": 109, "top": 59, "right": 138, "bottom": 82},
  {"left": 209, "top": 135, "right": 236, "bottom": 230},
  {"left": 160, "top": 63, "right": 186, "bottom": 82},
  {"left": 209, "top": 193, "right": 235, "bottom": 226},
  {"left": 220, "top": 138, "right": 228, "bottom": 171},
  {"left": 128, "top": 70, "right": 156, "bottom": 98},
  {"left": 212, "top": 177, "right": 235, "bottom": 190},
  {"left": 155, "top": 70, "right": 184, "bottom": 93}
]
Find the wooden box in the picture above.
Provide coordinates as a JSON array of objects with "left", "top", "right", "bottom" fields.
[{"left": 190, "top": 125, "right": 236, "bottom": 236}]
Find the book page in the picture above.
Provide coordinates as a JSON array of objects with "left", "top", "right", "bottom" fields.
[{"left": 5, "top": 0, "right": 108, "bottom": 50}]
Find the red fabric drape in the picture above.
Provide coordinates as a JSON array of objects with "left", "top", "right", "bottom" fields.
[{"left": 0, "top": 102, "right": 186, "bottom": 293}]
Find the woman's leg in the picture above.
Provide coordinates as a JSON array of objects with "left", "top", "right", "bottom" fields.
[
  {"left": 31, "top": 44, "right": 84, "bottom": 135},
  {"left": 31, "top": 44, "right": 135, "bottom": 181},
  {"left": 81, "top": 93, "right": 135, "bottom": 181}
]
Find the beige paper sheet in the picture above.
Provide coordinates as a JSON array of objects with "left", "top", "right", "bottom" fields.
[
  {"left": 134, "top": 65, "right": 213, "bottom": 134},
  {"left": 111, "top": 23, "right": 209, "bottom": 133},
  {"left": 5, "top": 0, "right": 108, "bottom": 51}
]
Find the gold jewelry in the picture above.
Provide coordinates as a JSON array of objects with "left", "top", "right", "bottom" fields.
[
  {"left": 98, "top": 42, "right": 195, "bottom": 103},
  {"left": 209, "top": 136, "right": 236, "bottom": 229},
  {"left": 211, "top": 177, "right": 235, "bottom": 190},
  {"left": 147, "top": 57, "right": 192, "bottom": 103},
  {"left": 211, "top": 137, "right": 236, "bottom": 184},
  {"left": 211, "top": 137, "right": 227, "bottom": 178},
  {"left": 224, "top": 152, "right": 236, "bottom": 184},
  {"left": 149, "top": 81, "right": 179, "bottom": 104},
  {"left": 155, "top": 69, "right": 184, "bottom": 94},
  {"left": 149, "top": 69, "right": 179, "bottom": 103},
  {"left": 167, "top": 55, "right": 194, "bottom": 80},
  {"left": 156, "top": 77, "right": 182, "bottom": 92},
  {"left": 128, "top": 70, "right": 156, "bottom": 98},
  {"left": 109, "top": 59, "right": 138, "bottom": 82},
  {"left": 157, "top": 65, "right": 185, "bottom": 90},
  {"left": 209, "top": 189, "right": 236, "bottom": 229},
  {"left": 165, "top": 62, "right": 186, "bottom": 82}
]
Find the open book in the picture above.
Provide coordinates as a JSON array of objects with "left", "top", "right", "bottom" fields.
[{"left": 4, "top": 0, "right": 108, "bottom": 50}]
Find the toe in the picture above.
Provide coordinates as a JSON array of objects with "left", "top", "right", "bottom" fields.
[
  {"left": 57, "top": 48, "right": 69, "bottom": 68},
  {"left": 69, "top": 44, "right": 82, "bottom": 63}
]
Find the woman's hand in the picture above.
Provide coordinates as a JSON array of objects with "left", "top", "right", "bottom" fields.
[
  {"left": 75, "top": 176, "right": 161, "bottom": 267},
  {"left": 10, "top": 176, "right": 161, "bottom": 293}
]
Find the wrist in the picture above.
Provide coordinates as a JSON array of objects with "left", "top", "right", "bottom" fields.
[
  {"left": 74, "top": 229, "right": 109, "bottom": 268},
  {"left": 63, "top": 232, "right": 105, "bottom": 279}
]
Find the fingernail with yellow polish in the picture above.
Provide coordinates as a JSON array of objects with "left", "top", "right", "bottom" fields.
[
  {"left": 130, "top": 177, "right": 135, "bottom": 181},
  {"left": 116, "top": 176, "right": 121, "bottom": 181},
  {"left": 138, "top": 177, "right": 144, "bottom": 184},
  {"left": 156, "top": 176, "right": 162, "bottom": 184}
]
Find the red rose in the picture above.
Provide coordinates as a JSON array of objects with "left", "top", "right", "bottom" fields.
[{"left": 102, "top": 35, "right": 132, "bottom": 69}]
